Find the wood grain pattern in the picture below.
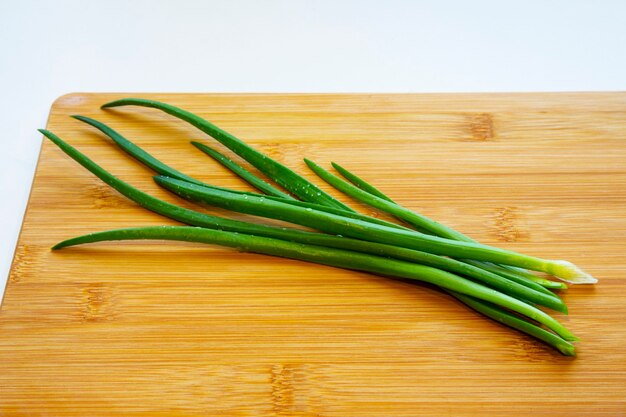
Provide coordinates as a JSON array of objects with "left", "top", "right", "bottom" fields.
[{"left": 1, "top": 93, "right": 626, "bottom": 416}]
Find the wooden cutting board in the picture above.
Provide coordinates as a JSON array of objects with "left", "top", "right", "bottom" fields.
[{"left": 2, "top": 93, "right": 625, "bottom": 416}]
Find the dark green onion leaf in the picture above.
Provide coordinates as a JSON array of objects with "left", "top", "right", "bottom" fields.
[{"left": 101, "top": 98, "right": 353, "bottom": 211}]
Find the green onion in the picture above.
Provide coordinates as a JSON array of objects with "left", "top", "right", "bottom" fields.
[
  {"left": 155, "top": 174, "right": 595, "bottom": 284},
  {"left": 101, "top": 98, "right": 353, "bottom": 211},
  {"left": 39, "top": 128, "right": 559, "bottom": 307},
  {"left": 190, "top": 141, "right": 293, "bottom": 200},
  {"left": 51, "top": 225, "right": 577, "bottom": 341},
  {"left": 41, "top": 127, "right": 579, "bottom": 354}
]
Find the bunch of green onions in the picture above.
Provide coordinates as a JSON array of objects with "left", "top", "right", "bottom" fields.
[{"left": 41, "top": 98, "right": 597, "bottom": 356}]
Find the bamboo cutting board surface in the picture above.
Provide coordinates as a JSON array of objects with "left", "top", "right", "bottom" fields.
[{"left": 2, "top": 93, "right": 626, "bottom": 416}]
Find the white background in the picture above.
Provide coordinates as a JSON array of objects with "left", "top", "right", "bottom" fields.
[{"left": 1, "top": 0, "right": 625, "bottom": 298}]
